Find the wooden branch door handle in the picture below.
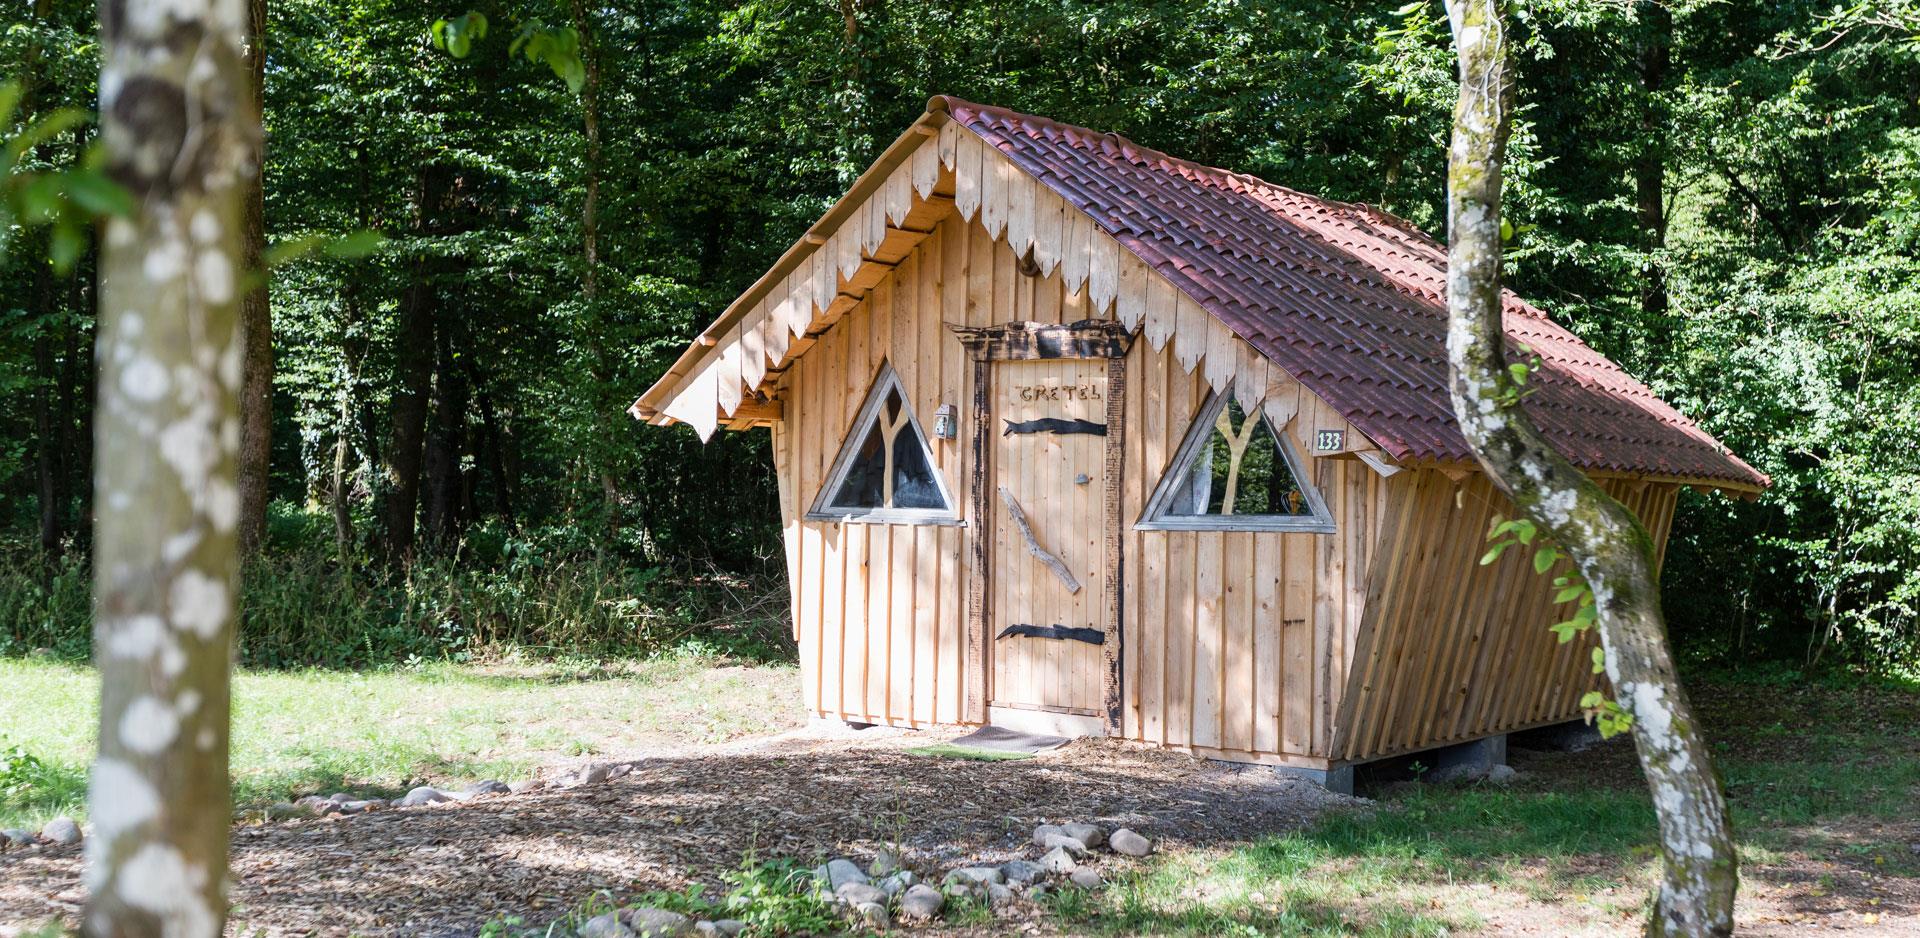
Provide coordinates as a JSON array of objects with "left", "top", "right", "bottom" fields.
[{"left": 998, "top": 486, "right": 1082, "bottom": 594}]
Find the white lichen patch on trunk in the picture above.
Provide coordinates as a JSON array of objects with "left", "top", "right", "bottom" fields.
[{"left": 1440, "top": 1, "right": 1738, "bottom": 935}]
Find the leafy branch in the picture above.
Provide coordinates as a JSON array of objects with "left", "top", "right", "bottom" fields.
[
  {"left": 0, "top": 82, "right": 132, "bottom": 272},
  {"left": 431, "top": 12, "right": 588, "bottom": 93}
]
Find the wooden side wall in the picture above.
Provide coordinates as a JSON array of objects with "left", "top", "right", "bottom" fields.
[
  {"left": 1330, "top": 472, "right": 1681, "bottom": 763},
  {"left": 1117, "top": 338, "right": 1383, "bottom": 766}
]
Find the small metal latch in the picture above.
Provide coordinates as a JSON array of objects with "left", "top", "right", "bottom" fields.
[{"left": 1074, "top": 473, "right": 1091, "bottom": 485}]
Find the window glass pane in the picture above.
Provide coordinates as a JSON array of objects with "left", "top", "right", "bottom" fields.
[
  {"left": 890, "top": 423, "right": 944, "bottom": 509},
  {"left": 829, "top": 422, "right": 888, "bottom": 509},
  {"left": 1164, "top": 397, "right": 1312, "bottom": 518},
  {"left": 823, "top": 377, "right": 951, "bottom": 515}
]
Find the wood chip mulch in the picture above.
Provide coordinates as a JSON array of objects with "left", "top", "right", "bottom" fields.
[{"left": 0, "top": 732, "right": 1358, "bottom": 937}]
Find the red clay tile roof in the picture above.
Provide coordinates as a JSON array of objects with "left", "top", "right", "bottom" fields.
[{"left": 935, "top": 96, "right": 1768, "bottom": 490}]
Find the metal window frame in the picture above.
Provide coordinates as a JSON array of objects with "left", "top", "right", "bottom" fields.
[
  {"left": 1136, "top": 390, "right": 1337, "bottom": 533},
  {"left": 805, "top": 361, "right": 960, "bottom": 525}
]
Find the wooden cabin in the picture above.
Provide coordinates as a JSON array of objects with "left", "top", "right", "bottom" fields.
[{"left": 630, "top": 97, "right": 1766, "bottom": 784}]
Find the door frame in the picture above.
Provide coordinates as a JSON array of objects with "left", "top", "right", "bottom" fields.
[{"left": 951, "top": 319, "right": 1135, "bottom": 733}]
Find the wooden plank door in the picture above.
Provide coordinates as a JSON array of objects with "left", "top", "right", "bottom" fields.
[{"left": 989, "top": 358, "right": 1109, "bottom": 718}]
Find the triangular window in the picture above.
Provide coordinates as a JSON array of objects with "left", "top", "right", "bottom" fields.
[
  {"left": 1139, "top": 392, "right": 1335, "bottom": 532},
  {"left": 808, "top": 363, "right": 956, "bottom": 523}
]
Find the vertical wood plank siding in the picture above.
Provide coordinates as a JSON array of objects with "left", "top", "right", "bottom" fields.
[{"left": 1329, "top": 474, "right": 1681, "bottom": 762}]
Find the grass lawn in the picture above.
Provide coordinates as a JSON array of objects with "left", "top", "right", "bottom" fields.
[
  {"left": 1049, "top": 676, "right": 1920, "bottom": 935},
  {"left": 0, "top": 654, "right": 800, "bottom": 830}
]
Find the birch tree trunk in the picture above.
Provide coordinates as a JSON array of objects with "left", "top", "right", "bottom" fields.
[
  {"left": 88, "top": 1, "right": 254, "bottom": 935},
  {"left": 1439, "top": 1, "right": 1738, "bottom": 935}
]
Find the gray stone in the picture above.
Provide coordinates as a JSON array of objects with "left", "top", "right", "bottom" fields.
[
  {"left": 897, "top": 884, "right": 945, "bottom": 921},
  {"left": 508, "top": 779, "right": 546, "bottom": 794},
  {"left": 826, "top": 857, "right": 870, "bottom": 889},
  {"left": 1026, "top": 884, "right": 1050, "bottom": 902},
  {"left": 944, "top": 866, "right": 1004, "bottom": 887},
  {"left": 712, "top": 921, "right": 746, "bottom": 937},
  {"left": 1109, "top": 828, "right": 1152, "bottom": 857},
  {"left": 39, "top": 817, "right": 80, "bottom": 846},
  {"left": 835, "top": 882, "right": 888, "bottom": 907},
  {"left": 693, "top": 923, "right": 719, "bottom": 938},
  {"left": 265, "top": 801, "right": 311, "bottom": 820},
  {"left": 1039, "top": 832, "right": 1090, "bottom": 855},
  {"left": 295, "top": 795, "right": 340, "bottom": 815},
  {"left": 985, "top": 882, "right": 1015, "bottom": 906},
  {"left": 395, "top": 786, "right": 451, "bottom": 807},
  {"left": 854, "top": 902, "right": 890, "bottom": 929},
  {"left": 1038, "top": 846, "right": 1079, "bottom": 874},
  {"left": 2, "top": 828, "right": 35, "bottom": 848},
  {"left": 1060, "top": 823, "right": 1105, "bottom": 849},
  {"left": 878, "top": 870, "right": 918, "bottom": 897},
  {"left": 942, "top": 882, "right": 975, "bottom": 900},
  {"left": 326, "top": 792, "right": 352, "bottom": 805},
  {"left": 577, "top": 764, "right": 613, "bottom": 786},
  {"left": 1485, "top": 764, "right": 1519, "bottom": 785},
  {"left": 868, "top": 847, "right": 903, "bottom": 877},
  {"left": 1000, "top": 859, "right": 1045, "bottom": 886},
  {"left": 1069, "top": 868, "right": 1104, "bottom": 889},
  {"left": 337, "top": 799, "right": 385, "bottom": 814},
  {"left": 608, "top": 763, "right": 634, "bottom": 780},
  {"left": 463, "top": 779, "right": 511, "bottom": 797},
  {"left": 1031, "top": 823, "right": 1070, "bottom": 847},
  {"left": 580, "top": 912, "right": 634, "bottom": 938},
  {"left": 624, "top": 908, "right": 693, "bottom": 938}
]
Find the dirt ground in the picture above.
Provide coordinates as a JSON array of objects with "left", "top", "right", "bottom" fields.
[
  {"left": 0, "top": 728, "right": 1354, "bottom": 937},
  {"left": 2, "top": 723, "right": 1914, "bottom": 936}
]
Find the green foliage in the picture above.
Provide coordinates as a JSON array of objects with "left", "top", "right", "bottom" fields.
[
  {"left": 0, "top": 740, "right": 56, "bottom": 804},
  {"left": 0, "top": 0, "right": 1917, "bottom": 678},
  {"left": 0, "top": 509, "right": 791, "bottom": 669},
  {"left": 475, "top": 855, "right": 840, "bottom": 937},
  {"left": 712, "top": 855, "right": 844, "bottom": 935},
  {"left": 430, "top": 12, "right": 489, "bottom": 59},
  {"left": 0, "top": 83, "right": 127, "bottom": 273}
]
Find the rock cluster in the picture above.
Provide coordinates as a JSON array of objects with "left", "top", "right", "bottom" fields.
[
  {"left": 264, "top": 763, "right": 637, "bottom": 824},
  {"left": 577, "top": 906, "right": 746, "bottom": 938},
  {"left": 802, "top": 821, "right": 1154, "bottom": 930},
  {"left": 0, "top": 817, "right": 83, "bottom": 851}
]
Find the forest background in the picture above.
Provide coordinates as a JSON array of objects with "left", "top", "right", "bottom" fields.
[{"left": 3, "top": 0, "right": 1916, "bottom": 677}]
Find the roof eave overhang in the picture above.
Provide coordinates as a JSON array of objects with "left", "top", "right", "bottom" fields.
[{"left": 630, "top": 106, "right": 951, "bottom": 421}]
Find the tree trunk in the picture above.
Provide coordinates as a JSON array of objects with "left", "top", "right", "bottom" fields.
[
  {"left": 331, "top": 281, "right": 364, "bottom": 558},
  {"left": 421, "top": 318, "right": 469, "bottom": 549},
  {"left": 33, "top": 255, "right": 65, "bottom": 558},
  {"left": 379, "top": 169, "right": 441, "bottom": 565},
  {"left": 88, "top": 1, "right": 254, "bottom": 935},
  {"left": 1439, "top": 2, "right": 1739, "bottom": 935},
  {"left": 1635, "top": 0, "right": 1672, "bottom": 333},
  {"left": 467, "top": 363, "right": 517, "bottom": 526},
  {"left": 569, "top": 0, "right": 603, "bottom": 303},
  {"left": 236, "top": 0, "right": 273, "bottom": 557},
  {"left": 568, "top": 0, "right": 626, "bottom": 538}
]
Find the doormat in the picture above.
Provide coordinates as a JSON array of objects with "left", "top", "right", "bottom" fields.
[{"left": 950, "top": 725, "right": 1072, "bottom": 753}]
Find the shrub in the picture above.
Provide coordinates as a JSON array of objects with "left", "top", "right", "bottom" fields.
[{"left": 0, "top": 528, "right": 791, "bottom": 669}]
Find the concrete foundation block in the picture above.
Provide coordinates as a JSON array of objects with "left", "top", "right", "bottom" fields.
[
  {"left": 1271, "top": 764, "right": 1355, "bottom": 795},
  {"left": 1425, "top": 734, "right": 1508, "bottom": 782}
]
